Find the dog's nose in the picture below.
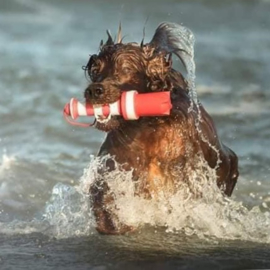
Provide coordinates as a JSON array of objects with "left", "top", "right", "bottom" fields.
[{"left": 85, "top": 84, "right": 104, "bottom": 100}]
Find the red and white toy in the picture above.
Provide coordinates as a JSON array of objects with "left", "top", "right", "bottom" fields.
[{"left": 63, "top": 90, "right": 172, "bottom": 127}]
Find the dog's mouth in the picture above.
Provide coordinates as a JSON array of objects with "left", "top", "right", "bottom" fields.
[
  {"left": 94, "top": 114, "right": 121, "bottom": 132},
  {"left": 95, "top": 114, "right": 111, "bottom": 124},
  {"left": 89, "top": 100, "right": 122, "bottom": 131}
]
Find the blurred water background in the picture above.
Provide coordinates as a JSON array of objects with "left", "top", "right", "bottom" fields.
[{"left": 1, "top": 0, "right": 270, "bottom": 269}]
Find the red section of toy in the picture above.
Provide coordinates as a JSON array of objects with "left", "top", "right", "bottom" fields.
[{"left": 63, "top": 90, "right": 172, "bottom": 127}]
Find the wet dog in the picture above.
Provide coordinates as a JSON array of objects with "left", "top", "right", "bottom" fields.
[{"left": 84, "top": 22, "right": 239, "bottom": 234}]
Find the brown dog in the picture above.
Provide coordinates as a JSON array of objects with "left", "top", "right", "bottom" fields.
[{"left": 84, "top": 22, "right": 239, "bottom": 234}]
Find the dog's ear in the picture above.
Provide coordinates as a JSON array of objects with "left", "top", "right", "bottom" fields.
[
  {"left": 116, "top": 22, "right": 122, "bottom": 44},
  {"left": 149, "top": 22, "right": 195, "bottom": 73},
  {"left": 105, "top": 30, "right": 114, "bottom": 46}
]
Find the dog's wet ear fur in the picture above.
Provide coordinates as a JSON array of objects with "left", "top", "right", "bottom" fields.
[
  {"left": 105, "top": 30, "right": 114, "bottom": 46},
  {"left": 149, "top": 22, "right": 195, "bottom": 72},
  {"left": 116, "top": 22, "right": 122, "bottom": 44}
]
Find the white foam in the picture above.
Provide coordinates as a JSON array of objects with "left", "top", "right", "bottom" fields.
[
  {"left": 43, "top": 182, "right": 95, "bottom": 238},
  {"left": 78, "top": 155, "right": 270, "bottom": 243},
  {"left": 0, "top": 153, "right": 16, "bottom": 173},
  {"left": 1, "top": 154, "right": 269, "bottom": 242}
]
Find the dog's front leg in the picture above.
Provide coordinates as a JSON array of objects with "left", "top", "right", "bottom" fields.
[{"left": 89, "top": 157, "right": 134, "bottom": 235}]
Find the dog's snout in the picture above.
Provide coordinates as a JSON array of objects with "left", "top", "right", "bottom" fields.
[{"left": 85, "top": 84, "right": 104, "bottom": 100}]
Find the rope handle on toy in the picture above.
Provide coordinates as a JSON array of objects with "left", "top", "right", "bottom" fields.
[{"left": 63, "top": 105, "right": 96, "bottom": 127}]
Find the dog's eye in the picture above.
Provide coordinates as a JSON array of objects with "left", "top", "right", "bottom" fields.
[
  {"left": 86, "top": 55, "right": 97, "bottom": 71},
  {"left": 122, "top": 67, "right": 131, "bottom": 74},
  {"left": 90, "top": 68, "right": 100, "bottom": 81},
  {"left": 92, "top": 68, "right": 98, "bottom": 75},
  {"left": 85, "top": 55, "right": 101, "bottom": 80}
]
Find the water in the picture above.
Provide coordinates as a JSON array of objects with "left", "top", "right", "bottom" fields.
[{"left": 1, "top": 0, "right": 270, "bottom": 269}]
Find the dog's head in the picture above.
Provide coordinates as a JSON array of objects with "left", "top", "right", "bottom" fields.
[{"left": 83, "top": 22, "right": 194, "bottom": 131}]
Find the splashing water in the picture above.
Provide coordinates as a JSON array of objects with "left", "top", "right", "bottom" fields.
[
  {"left": 43, "top": 183, "right": 95, "bottom": 238},
  {"left": 76, "top": 156, "right": 270, "bottom": 243},
  {"left": 167, "top": 23, "right": 197, "bottom": 107},
  {"left": 0, "top": 147, "right": 260, "bottom": 242},
  {"left": 173, "top": 24, "right": 223, "bottom": 167},
  {"left": 0, "top": 153, "right": 16, "bottom": 173},
  {"left": 179, "top": 27, "right": 197, "bottom": 106}
]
